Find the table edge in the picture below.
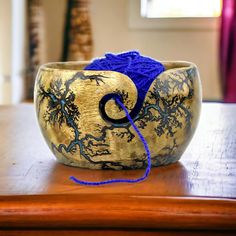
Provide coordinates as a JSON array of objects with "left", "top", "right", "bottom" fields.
[{"left": 0, "top": 194, "right": 235, "bottom": 230}]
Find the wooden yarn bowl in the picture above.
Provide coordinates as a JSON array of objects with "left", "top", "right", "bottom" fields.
[{"left": 34, "top": 61, "right": 202, "bottom": 170}]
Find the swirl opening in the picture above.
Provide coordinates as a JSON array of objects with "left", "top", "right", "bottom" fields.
[{"left": 99, "top": 93, "right": 142, "bottom": 124}]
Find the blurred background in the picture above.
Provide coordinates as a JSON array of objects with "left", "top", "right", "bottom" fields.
[{"left": 0, "top": 0, "right": 235, "bottom": 104}]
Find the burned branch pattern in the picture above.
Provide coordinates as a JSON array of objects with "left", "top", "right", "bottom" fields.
[{"left": 37, "top": 70, "right": 194, "bottom": 169}]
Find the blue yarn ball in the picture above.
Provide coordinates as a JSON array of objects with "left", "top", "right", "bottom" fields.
[{"left": 85, "top": 51, "right": 165, "bottom": 116}]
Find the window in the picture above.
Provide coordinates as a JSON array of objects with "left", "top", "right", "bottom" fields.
[
  {"left": 129, "top": 0, "right": 221, "bottom": 30},
  {"left": 141, "top": 0, "right": 222, "bottom": 18}
]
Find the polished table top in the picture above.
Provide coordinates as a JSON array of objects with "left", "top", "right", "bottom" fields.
[{"left": 0, "top": 103, "right": 235, "bottom": 231}]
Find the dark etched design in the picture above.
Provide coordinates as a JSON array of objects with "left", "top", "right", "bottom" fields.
[{"left": 37, "top": 69, "right": 194, "bottom": 170}]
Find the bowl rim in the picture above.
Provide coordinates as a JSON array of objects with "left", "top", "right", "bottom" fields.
[{"left": 39, "top": 61, "right": 197, "bottom": 72}]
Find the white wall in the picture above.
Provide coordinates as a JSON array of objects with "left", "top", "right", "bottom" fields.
[
  {"left": 11, "top": 0, "right": 27, "bottom": 103},
  {"left": 0, "top": 0, "right": 12, "bottom": 104},
  {"left": 0, "top": 0, "right": 27, "bottom": 104}
]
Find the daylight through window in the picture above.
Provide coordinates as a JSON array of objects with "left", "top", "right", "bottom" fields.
[{"left": 141, "top": 0, "right": 222, "bottom": 18}]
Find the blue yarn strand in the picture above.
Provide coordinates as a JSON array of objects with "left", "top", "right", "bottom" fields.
[{"left": 69, "top": 97, "right": 152, "bottom": 186}]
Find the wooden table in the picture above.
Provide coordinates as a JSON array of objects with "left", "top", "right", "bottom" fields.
[{"left": 0, "top": 103, "right": 236, "bottom": 235}]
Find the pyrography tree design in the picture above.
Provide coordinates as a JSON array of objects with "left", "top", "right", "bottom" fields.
[{"left": 37, "top": 69, "right": 194, "bottom": 169}]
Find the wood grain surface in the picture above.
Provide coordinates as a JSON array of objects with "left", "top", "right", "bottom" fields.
[
  {"left": 0, "top": 194, "right": 235, "bottom": 230},
  {"left": 0, "top": 103, "right": 236, "bottom": 231},
  {"left": 1, "top": 230, "right": 236, "bottom": 236}
]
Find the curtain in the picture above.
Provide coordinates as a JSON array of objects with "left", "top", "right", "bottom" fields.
[
  {"left": 220, "top": 0, "right": 236, "bottom": 102},
  {"left": 26, "top": 0, "right": 44, "bottom": 99},
  {"left": 62, "top": 0, "right": 93, "bottom": 61}
]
